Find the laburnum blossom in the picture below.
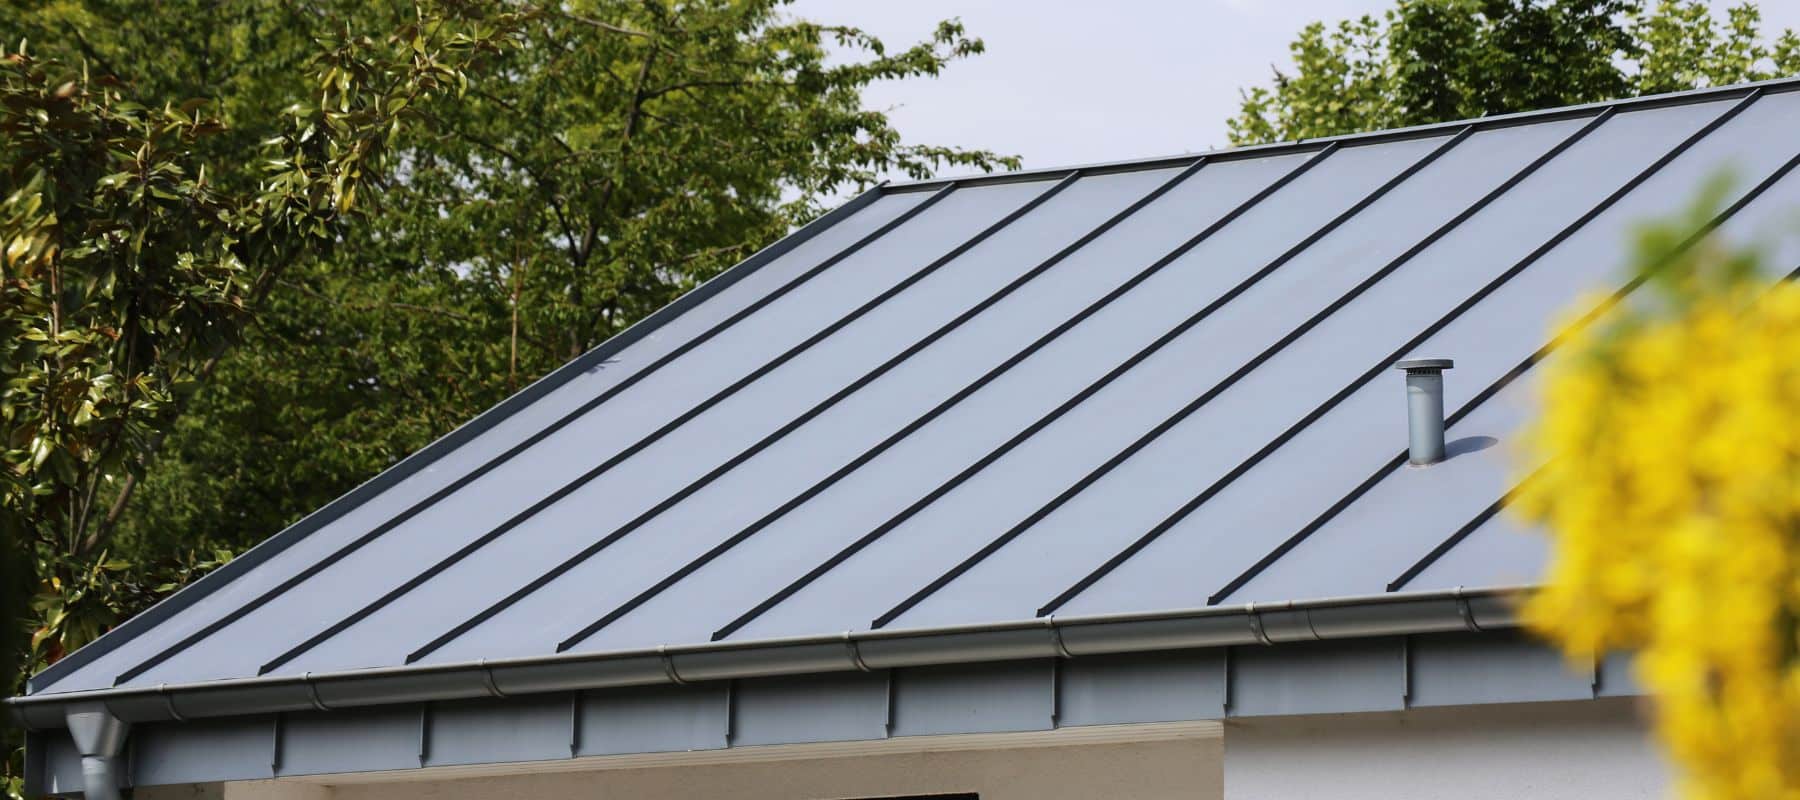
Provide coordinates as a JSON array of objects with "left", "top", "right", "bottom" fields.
[{"left": 1519, "top": 185, "right": 1800, "bottom": 800}]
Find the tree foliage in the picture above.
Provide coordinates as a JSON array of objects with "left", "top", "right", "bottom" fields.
[
  {"left": 0, "top": 5, "right": 1010, "bottom": 792},
  {"left": 67, "top": 0, "right": 1015, "bottom": 567},
  {"left": 1230, "top": 0, "right": 1800, "bottom": 145},
  {"left": 2, "top": 0, "right": 522, "bottom": 672},
  {"left": 1519, "top": 186, "right": 1800, "bottom": 800}
]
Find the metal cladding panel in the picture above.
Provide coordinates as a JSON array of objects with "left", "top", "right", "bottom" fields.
[
  {"left": 1408, "top": 631, "right": 1593, "bottom": 707},
  {"left": 43, "top": 736, "right": 81, "bottom": 796},
  {"left": 1405, "top": 511, "right": 1548, "bottom": 592},
  {"left": 882, "top": 121, "right": 1588, "bottom": 628},
  {"left": 725, "top": 140, "right": 1453, "bottom": 641},
  {"left": 278, "top": 180, "right": 1062, "bottom": 674},
  {"left": 141, "top": 183, "right": 1044, "bottom": 686},
  {"left": 1225, "top": 94, "right": 1800, "bottom": 604},
  {"left": 426, "top": 694, "right": 571, "bottom": 767},
  {"left": 890, "top": 661, "right": 1055, "bottom": 737},
  {"left": 1229, "top": 639, "right": 1405, "bottom": 717},
  {"left": 555, "top": 169, "right": 1207, "bottom": 652},
  {"left": 577, "top": 684, "right": 728, "bottom": 757},
  {"left": 737, "top": 136, "right": 1459, "bottom": 637},
  {"left": 411, "top": 167, "right": 1200, "bottom": 662},
  {"left": 1058, "top": 651, "right": 1226, "bottom": 727},
  {"left": 1053, "top": 97, "right": 1739, "bottom": 618},
  {"left": 450, "top": 153, "right": 1314, "bottom": 657},
  {"left": 279, "top": 705, "right": 422, "bottom": 777},
  {"left": 131, "top": 716, "right": 273, "bottom": 786},
  {"left": 730, "top": 671, "right": 889, "bottom": 747},
  {"left": 48, "top": 188, "right": 929, "bottom": 694},
  {"left": 601, "top": 142, "right": 1432, "bottom": 645}
]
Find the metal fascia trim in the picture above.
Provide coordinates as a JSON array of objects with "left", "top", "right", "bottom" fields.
[{"left": 8, "top": 587, "right": 1531, "bottom": 727}]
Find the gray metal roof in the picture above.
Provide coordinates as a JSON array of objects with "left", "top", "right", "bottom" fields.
[{"left": 24, "top": 78, "right": 1800, "bottom": 702}]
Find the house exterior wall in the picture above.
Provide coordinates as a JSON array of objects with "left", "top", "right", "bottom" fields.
[
  {"left": 132, "top": 699, "right": 1662, "bottom": 800},
  {"left": 136, "top": 734, "right": 1223, "bottom": 800},
  {"left": 1224, "top": 698, "right": 1665, "bottom": 800}
]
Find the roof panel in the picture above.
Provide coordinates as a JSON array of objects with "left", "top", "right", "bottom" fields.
[
  {"left": 1051, "top": 96, "right": 1741, "bottom": 617},
  {"left": 132, "top": 181, "right": 1055, "bottom": 686},
  {"left": 608, "top": 135, "right": 1456, "bottom": 646},
  {"left": 30, "top": 81, "right": 1800, "bottom": 699},
  {"left": 1221, "top": 88, "right": 1800, "bottom": 604},
  {"left": 40, "top": 188, "right": 938, "bottom": 693},
  {"left": 308, "top": 168, "right": 1187, "bottom": 670},
  {"left": 425, "top": 153, "right": 1318, "bottom": 661}
]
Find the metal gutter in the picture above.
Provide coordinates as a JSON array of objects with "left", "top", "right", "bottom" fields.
[
  {"left": 26, "top": 183, "right": 893, "bottom": 695},
  {"left": 8, "top": 586, "right": 1526, "bottom": 731},
  {"left": 884, "top": 76, "right": 1800, "bottom": 191}
]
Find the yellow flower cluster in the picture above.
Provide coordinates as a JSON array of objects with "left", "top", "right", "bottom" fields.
[{"left": 1519, "top": 232, "right": 1800, "bottom": 800}]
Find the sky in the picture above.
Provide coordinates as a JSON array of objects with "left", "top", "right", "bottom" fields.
[{"left": 783, "top": 1, "right": 1800, "bottom": 179}]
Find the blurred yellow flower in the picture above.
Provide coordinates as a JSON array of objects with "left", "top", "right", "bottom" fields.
[{"left": 1519, "top": 183, "right": 1800, "bottom": 800}]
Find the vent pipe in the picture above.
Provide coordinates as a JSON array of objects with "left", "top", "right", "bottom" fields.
[
  {"left": 64, "top": 704, "right": 128, "bottom": 800},
  {"left": 1395, "top": 358, "right": 1454, "bottom": 466}
]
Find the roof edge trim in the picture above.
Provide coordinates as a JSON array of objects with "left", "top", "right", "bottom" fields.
[
  {"left": 24, "top": 184, "right": 894, "bottom": 695},
  {"left": 9, "top": 586, "right": 1527, "bottom": 729},
  {"left": 886, "top": 76, "right": 1800, "bottom": 191}
]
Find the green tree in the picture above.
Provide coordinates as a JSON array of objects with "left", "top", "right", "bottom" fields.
[
  {"left": 69, "top": 1, "right": 1013, "bottom": 564},
  {"left": 1230, "top": 0, "right": 1800, "bottom": 145},
  {"left": 1, "top": 7, "right": 524, "bottom": 794},
  {"left": 3, "top": 3, "right": 1009, "bottom": 794}
]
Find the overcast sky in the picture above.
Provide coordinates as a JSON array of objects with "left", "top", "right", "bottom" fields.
[{"left": 784, "top": 1, "right": 1800, "bottom": 177}]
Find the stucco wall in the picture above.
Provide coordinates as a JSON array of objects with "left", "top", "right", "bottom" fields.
[
  {"left": 137, "top": 699, "right": 1662, "bottom": 800},
  {"left": 138, "top": 734, "right": 1223, "bottom": 800},
  {"left": 1224, "top": 698, "right": 1665, "bottom": 800}
]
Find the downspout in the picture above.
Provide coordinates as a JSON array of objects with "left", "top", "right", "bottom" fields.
[{"left": 64, "top": 703, "right": 128, "bottom": 800}]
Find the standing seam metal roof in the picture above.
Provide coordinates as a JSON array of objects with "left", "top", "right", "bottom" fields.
[{"left": 25, "top": 77, "right": 1800, "bottom": 698}]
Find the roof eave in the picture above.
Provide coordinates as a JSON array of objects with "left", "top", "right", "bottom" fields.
[{"left": 8, "top": 585, "right": 1529, "bottom": 730}]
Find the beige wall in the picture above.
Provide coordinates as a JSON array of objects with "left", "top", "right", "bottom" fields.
[
  {"left": 139, "top": 729, "right": 1222, "bottom": 800},
  {"left": 1225, "top": 699, "right": 1664, "bottom": 800},
  {"left": 137, "top": 700, "right": 1658, "bottom": 800}
]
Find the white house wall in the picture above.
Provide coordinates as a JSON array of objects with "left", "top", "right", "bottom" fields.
[{"left": 1224, "top": 698, "right": 1664, "bottom": 800}]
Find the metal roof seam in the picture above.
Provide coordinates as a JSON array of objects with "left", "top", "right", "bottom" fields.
[
  {"left": 704, "top": 160, "right": 1299, "bottom": 643},
  {"left": 111, "top": 182, "right": 953, "bottom": 688},
  {"left": 1391, "top": 497, "right": 1512, "bottom": 593},
  {"left": 255, "top": 175, "right": 1083, "bottom": 676},
  {"left": 546, "top": 151, "right": 1310, "bottom": 650},
  {"left": 1034, "top": 105, "right": 1625, "bottom": 616},
  {"left": 249, "top": 180, "right": 972, "bottom": 677},
  {"left": 689, "top": 144, "right": 1344, "bottom": 645},
  {"left": 1204, "top": 89, "right": 1767, "bottom": 605},
  {"left": 407, "top": 158, "right": 1217, "bottom": 663},
  {"left": 856, "top": 129, "right": 1478, "bottom": 631},
  {"left": 579, "top": 145, "right": 1340, "bottom": 648},
  {"left": 29, "top": 182, "right": 894, "bottom": 694},
  {"left": 1390, "top": 254, "right": 1800, "bottom": 592}
]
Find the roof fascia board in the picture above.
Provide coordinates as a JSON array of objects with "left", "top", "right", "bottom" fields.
[
  {"left": 9, "top": 586, "right": 1526, "bottom": 729},
  {"left": 25, "top": 183, "right": 894, "bottom": 695},
  {"left": 887, "top": 77, "right": 1800, "bottom": 192}
]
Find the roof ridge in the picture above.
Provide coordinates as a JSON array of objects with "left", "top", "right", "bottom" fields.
[{"left": 885, "top": 75, "right": 1800, "bottom": 192}]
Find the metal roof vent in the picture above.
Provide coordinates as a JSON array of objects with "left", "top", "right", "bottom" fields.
[{"left": 1395, "top": 358, "right": 1454, "bottom": 466}]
